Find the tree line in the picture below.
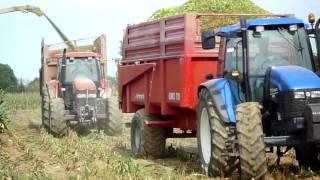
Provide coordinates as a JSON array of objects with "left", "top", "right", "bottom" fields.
[
  {"left": 0, "top": 63, "right": 39, "bottom": 92},
  {"left": 0, "top": 63, "right": 119, "bottom": 93}
]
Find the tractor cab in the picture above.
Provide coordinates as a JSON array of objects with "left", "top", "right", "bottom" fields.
[{"left": 205, "top": 17, "right": 315, "bottom": 102}]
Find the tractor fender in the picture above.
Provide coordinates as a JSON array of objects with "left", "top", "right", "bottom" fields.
[{"left": 198, "top": 78, "right": 237, "bottom": 123}]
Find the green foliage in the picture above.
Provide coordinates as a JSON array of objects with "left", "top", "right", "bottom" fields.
[
  {"left": 0, "top": 90, "right": 8, "bottom": 132},
  {"left": 107, "top": 76, "right": 118, "bottom": 95},
  {"left": 16, "top": 79, "right": 26, "bottom": 93},
  {"left": 5, "top": 93, "right": 40, "bottom": 111},
  {"left": 25, "top": 78, "right": 40, "bottom": 92},
  {"left": 114, "top": 158, "right": 140, "bottom": 178},
  {"left": 0, "top": 63, "right": 18, "bottom": 92},
  {"left": 149, "top": 0, "right": 268, "bottom": 30}
]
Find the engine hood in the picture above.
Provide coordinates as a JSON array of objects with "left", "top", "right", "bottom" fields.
[
  {"left": 269, "top": 65, "right": 320, "bottom": 91},
  {"left": 73, "top": 77, "right": 96, "bottom": 91}
]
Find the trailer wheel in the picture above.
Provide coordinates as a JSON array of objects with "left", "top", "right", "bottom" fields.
[
  {"left": 49, "top": 98, "right": 68, "bottom": 137},
  {"left": 295, "top": 144, "right": 320, "bottom": 170},
  {"left": 101, "top": 97, "right": 123, "bottom": 136},
  {"left": 236, "top": 102, "right": 267, "bottom": 180},
  {"left": 197, "top": 89, "right": 238, "bottom": 177},
  {"left": 131, "top": 109, "right": 166, "bottom": 158}
]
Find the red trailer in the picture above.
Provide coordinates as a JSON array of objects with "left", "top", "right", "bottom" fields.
[
  {"left": 119, "top": 13, "right": 220, "bottom": 128},
  {"left": 118, "top": 13, "right": 224, "bottom": 158}
]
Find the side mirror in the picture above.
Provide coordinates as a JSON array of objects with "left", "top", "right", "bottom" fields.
[
  {"left": 201, "top": 31, "right": 215, "bottom": 49},
  {"left": 205, "top": 73, "right": 214, "bottom": 80}
]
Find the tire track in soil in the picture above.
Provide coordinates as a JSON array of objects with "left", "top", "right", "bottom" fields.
[{"left": 0, "top": 110, "right": 68, "bottom": 179}]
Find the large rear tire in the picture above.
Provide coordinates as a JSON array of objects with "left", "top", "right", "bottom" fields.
[
  {"left": 197, "top": 89, "right": 238, "bottom": 177},
  {"left": 102, "top": 97, "right": 123, "bottom": 136},
  {"left": 131, "top": 109, "right": 166, "bottom": 158},
  {"left": 42, "top": 85, "right": 68, "bottom": 137},
  {"left": 41, "top": 86, "right": 50, "bottom": 130},
  {"left": 49, "top": 98, "right": 68, "bottom": 137},
  {"left": 236, "top": 102, "right": 267, "bottom": 180},
  {"left": 295, "top": 143, "right": 320, "bottom": 170}
]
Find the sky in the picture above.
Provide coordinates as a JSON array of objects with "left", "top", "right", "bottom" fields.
[{"left": 0, "top": 0, "right": 319, "bottom": 80}]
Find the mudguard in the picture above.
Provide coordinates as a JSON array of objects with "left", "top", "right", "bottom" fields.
[{"left": 198, "top": 78, "right": 240, "bottom": 123}]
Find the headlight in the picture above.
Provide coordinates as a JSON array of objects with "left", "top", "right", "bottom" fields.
[
  {"left": 77, "top": 94, "right": 97, "bottom": 98},
  {"left": 311, "top": 91, "right": 320, "bottom": 98},
  {"left": 294, "top": 91, "right": 305, "bottom": 99}
]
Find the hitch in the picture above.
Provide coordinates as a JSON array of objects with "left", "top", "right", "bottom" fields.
[{"left": 276, "top": 146, "right": 292, "bottom": 165}]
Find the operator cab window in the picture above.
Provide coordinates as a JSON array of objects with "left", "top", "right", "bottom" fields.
[
  {"left": 224, "top": 38, "right": 243, "bottom": 75},
  {"left": 248, "top": 25, "right": 313, "bottom": 101},
  {"left": 63, "top": 58, "right": 100, "bottom": 84},
  {"left": 224, "top": 38, "right": 244, "bottom": 102},
  {"left": 248, "top": 26, "right": 313, "bottom": 76}
]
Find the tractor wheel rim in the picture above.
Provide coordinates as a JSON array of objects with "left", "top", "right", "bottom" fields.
[
  {"left": 134, "top": 122, "right": 141, "bottom": 150},
  {"left": 200, "top": 107, "right": 211, "bottom": 165}
]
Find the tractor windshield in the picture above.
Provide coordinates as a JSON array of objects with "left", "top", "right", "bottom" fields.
[
  {"left": 248, "top": 27, "right": 313, "bottom": 75},
  {"left": 63, "top": 58, "right": 99, "bottom": 83}
]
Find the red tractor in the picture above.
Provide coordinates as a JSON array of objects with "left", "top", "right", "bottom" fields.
[{"left": 40, "top": 35, "right": 123, "bottom": 136}]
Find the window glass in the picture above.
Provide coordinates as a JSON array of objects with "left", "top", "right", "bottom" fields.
[
  {"left": 63, "top": 58, "right": 99, "bottom": 83},
  {"left": 248, "top": 28, "right": 313, "bottom": 75}
]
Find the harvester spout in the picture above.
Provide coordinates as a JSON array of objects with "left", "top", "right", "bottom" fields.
[
  {"left": 22, "top": 5, "right": 44, "bottom": 17},
  {"left": 0, "top": 4, "right": 43, "bottom": 16},
  {"left": 0, "top": 4, "right": 76, "bottom": 50},
  {"left": 43, "top": 14, "right": 76, "bottom": 51}
]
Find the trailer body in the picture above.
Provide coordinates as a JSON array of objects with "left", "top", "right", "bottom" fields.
[{"left": 119, "top": 14, "right": 220, "bottom": 131}]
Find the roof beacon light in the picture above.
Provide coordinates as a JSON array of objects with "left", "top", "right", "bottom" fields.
[
  {"left": 308, "top": 13, "right": 316, "bottom": 24},
  {"left": 289, "top": 24, "right": 298, "bottom": 31},
  {"left": 255, "top": 26, "right": 264, "bottom": 32}
]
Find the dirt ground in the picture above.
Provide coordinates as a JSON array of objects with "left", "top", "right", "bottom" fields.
[{"left": 1, "top": 108, "right": 320, "bottom": 179}]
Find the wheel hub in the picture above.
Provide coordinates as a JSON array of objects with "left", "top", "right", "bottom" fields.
[
  {"left": 200, "top": 107, "right": 212, "bottom": 165},
  {"left": 134, "top": 122, "right": 141, "bottom": 150}
]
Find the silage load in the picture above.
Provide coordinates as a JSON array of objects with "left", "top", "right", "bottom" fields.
[{"left": 149, "top": 0, "right": 269, "bottom": 30}]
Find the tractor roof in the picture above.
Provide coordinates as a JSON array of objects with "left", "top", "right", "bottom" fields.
[
  {"left": 217, "top": 17, "right": 305, "bottom": 36},
  {"left": 53, "top": 52, "right": 99, "bottom": 59}
]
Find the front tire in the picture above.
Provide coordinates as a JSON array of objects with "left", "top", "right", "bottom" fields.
[
  {"left": 295, "top": 143, "right": 320, "bottom": 170},
  {"left": 236, "top": 102, "right": 267, "bottom": 179},
  {"left": 131, "top": 109, "right": 166, "bottom": 158},
  {"left": 197, "top": 89, "right": 238, "bottom": 177},
  {"left": 49, "top": 98, "right": 68, "bottom": 137}
]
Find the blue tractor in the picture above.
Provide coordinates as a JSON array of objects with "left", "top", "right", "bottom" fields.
[{"left": 198, "top": 15, "right": 320, "bottom": 179}]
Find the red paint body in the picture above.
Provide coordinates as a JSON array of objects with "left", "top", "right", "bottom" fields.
[
  {"left": 118, "top": 14, "right": 223, "bottom": 132},
  {"left": 73, "top": 78, "right": 97, "bottom": 91}
]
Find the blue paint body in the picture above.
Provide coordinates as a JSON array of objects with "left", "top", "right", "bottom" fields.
[
  {"left": 270, "top": 66, "right": 320, "bottom": 91},
  {"left": 199, "top": 78, "right": 238, "bottom": 123}
]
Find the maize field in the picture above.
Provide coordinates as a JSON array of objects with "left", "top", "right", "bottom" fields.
[{"left": 0, "top": 93, "right": 319, "bottom": 179}]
